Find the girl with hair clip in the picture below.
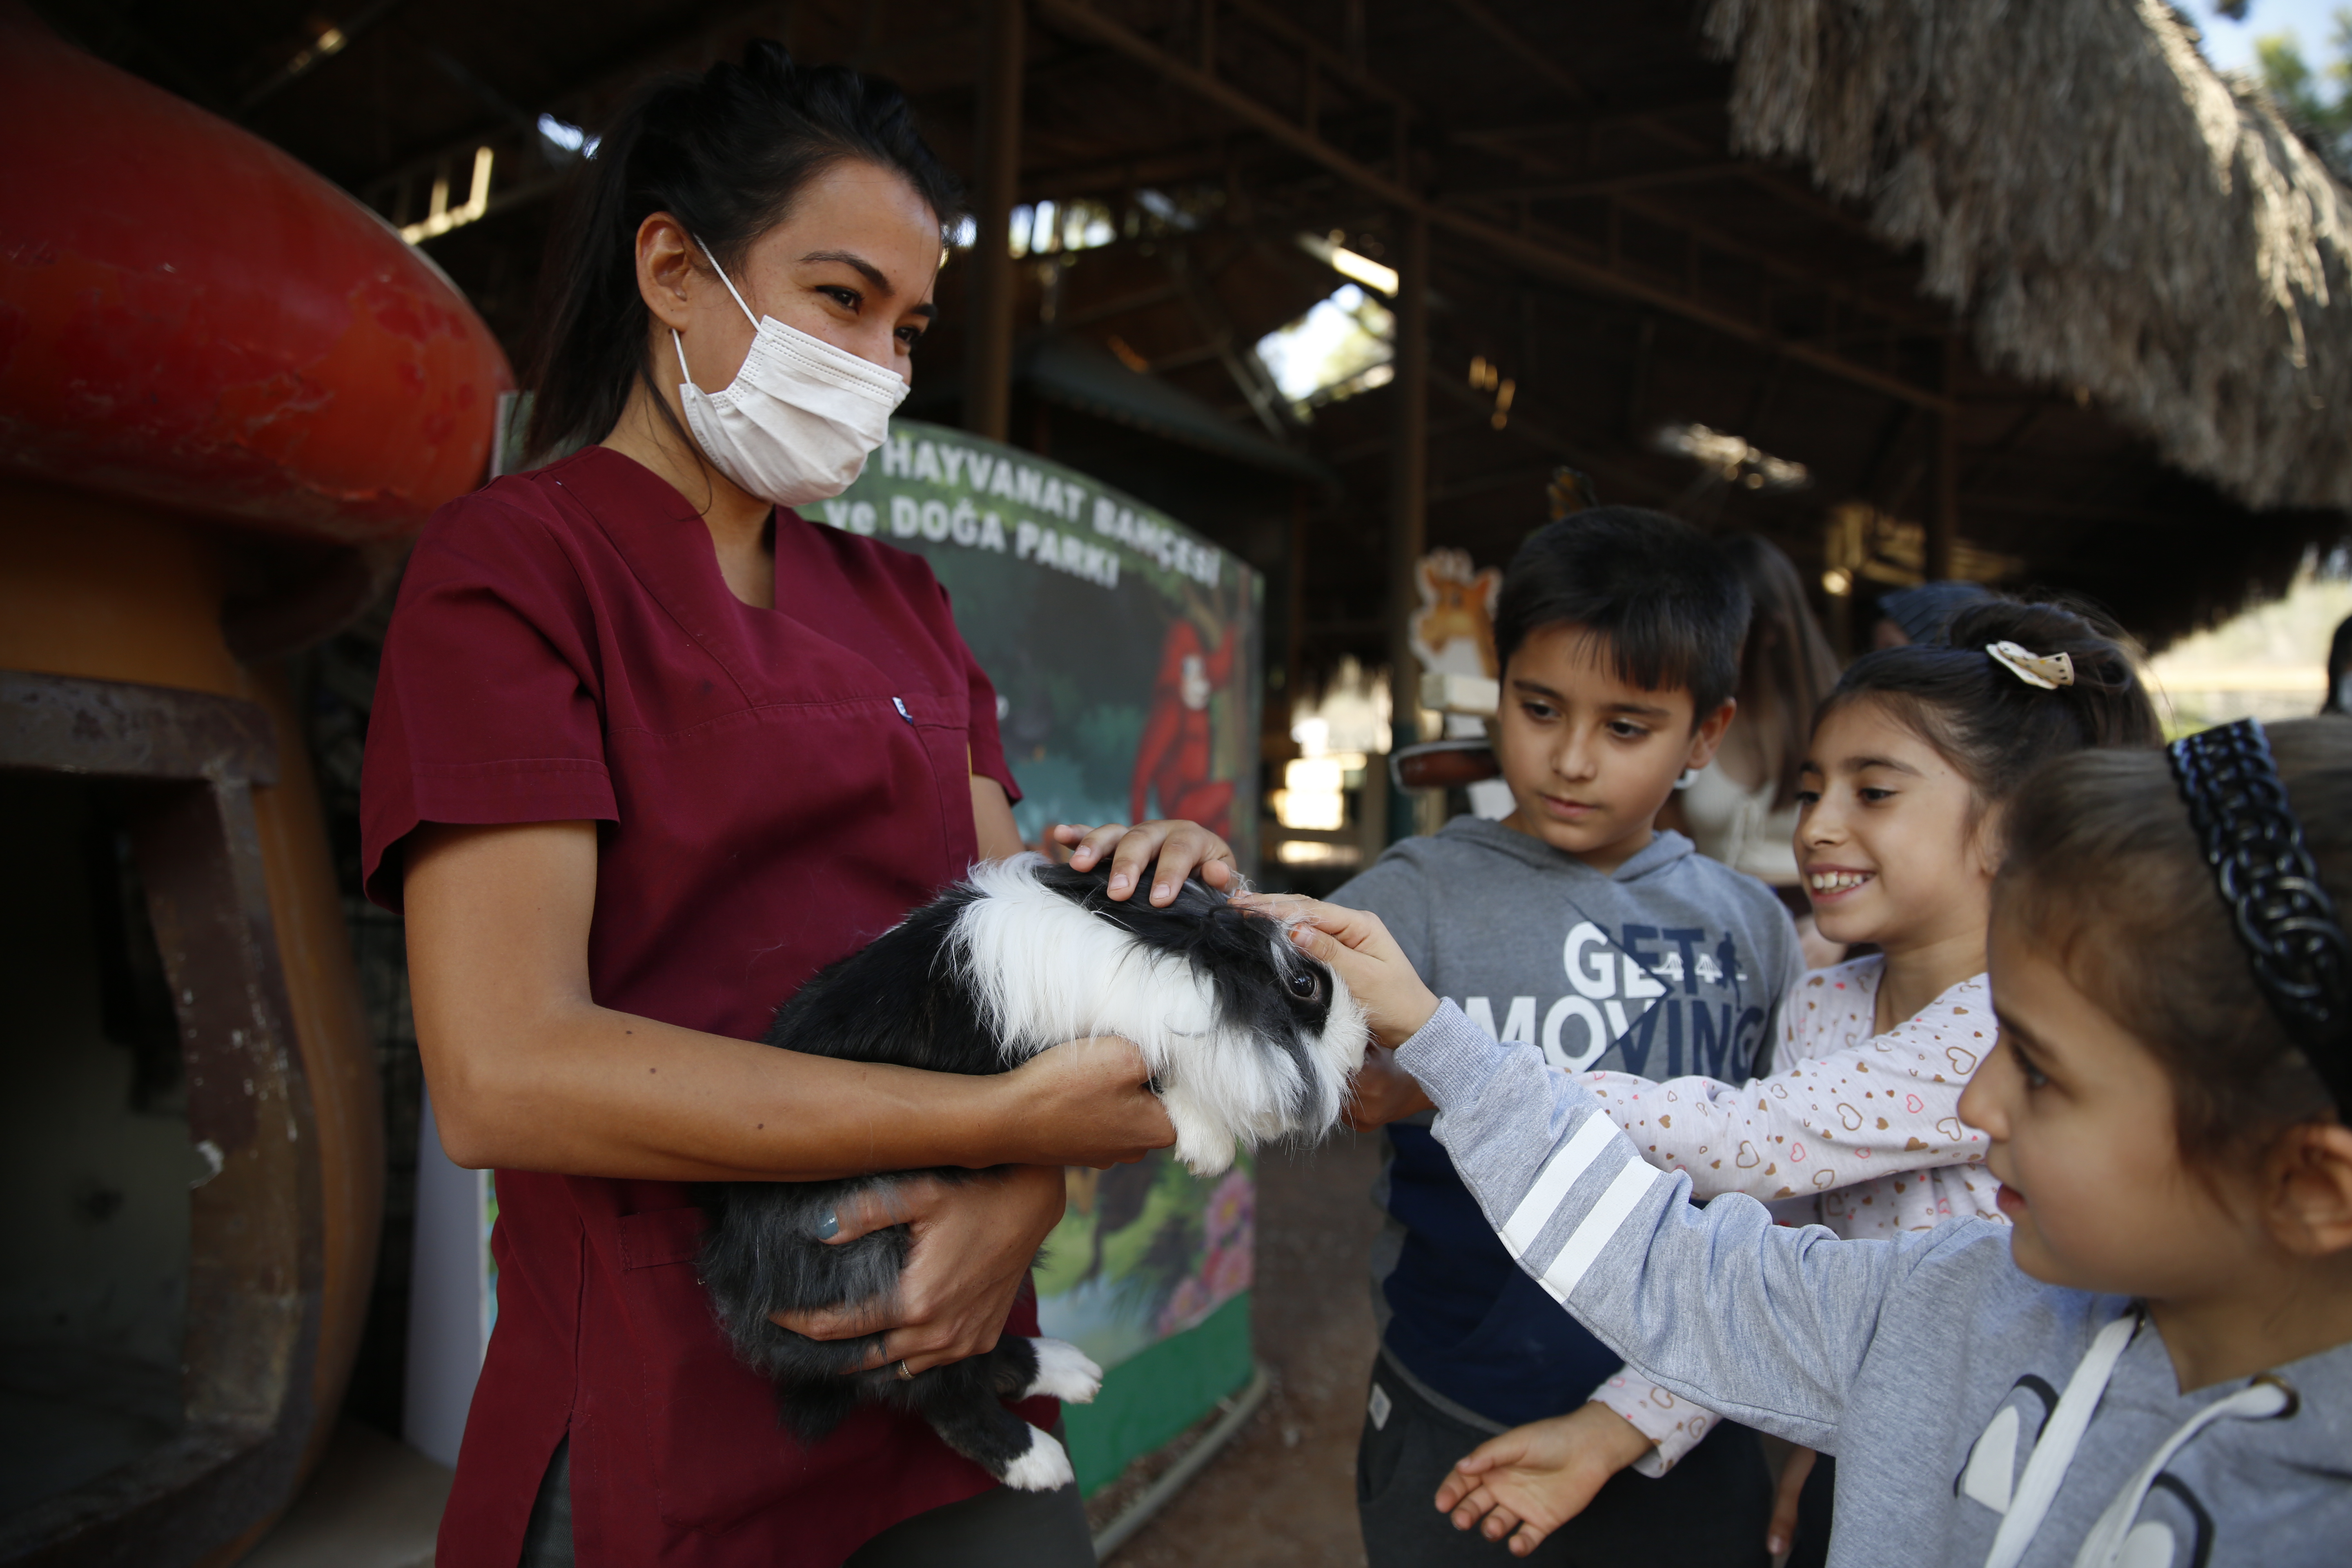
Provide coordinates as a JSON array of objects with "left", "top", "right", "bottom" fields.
[
  {"left": 1410, "top": 600, "right": 2165, "bottom": 1560},
  {"left": 363, "top": 41, "right": 1223, "bottom": 1568},
  {"left": 1267, "top": 712, "right": 2352, "bottom": 1566}
]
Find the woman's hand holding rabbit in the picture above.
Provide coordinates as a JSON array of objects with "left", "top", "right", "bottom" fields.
[
  {"left": 768, "top": 1165, "right": 1066, "bottom": 1376},
  {"left": 991, "top": 1035, "right": 1176, "bottom": 1169}
]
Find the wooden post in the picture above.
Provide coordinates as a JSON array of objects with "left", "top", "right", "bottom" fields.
[
  {"left": 1286, "top": 486, "right": 1309, "bottom": 718},
  {"left": 1386, "top": 212, "right": 1430, "bottom": 840},
  {"left": 965, "top": 0, "right": 1025, "bottom": 443},
  {"left": 1927, "top": 338, "right": 1960, "bottom": 581}
]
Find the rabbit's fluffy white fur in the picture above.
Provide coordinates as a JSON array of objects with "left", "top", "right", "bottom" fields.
[{"left": 953, "top": 856, "right": 1368, "bottom": 1173}]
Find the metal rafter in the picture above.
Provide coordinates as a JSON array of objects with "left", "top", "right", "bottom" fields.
[
  {"left": 1224, "top": 0, "right": 1414, "bottom": 115},
  {"left": 1163, "top": 244, "right": 1297, "bottom": 440},
  {"left": 1423, "top": 366, "right": 1675, "bottom": 507},
  {"left": 1031, "top": 0, "right": 1951, "bottom": 412},
  {"left": 1452, "top": 119, "right": 1954, "bottom": 336},
  {"left": 1434, "top": 0, "right": 1590, "bottom": 105},
  {"left": 1445, "top": 160, "right": 1748, "bottom": 203}
]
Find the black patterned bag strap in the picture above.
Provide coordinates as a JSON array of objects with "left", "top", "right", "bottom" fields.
[{"left": 2168, "top": 718, "right": 2352, "bottom": 1110}]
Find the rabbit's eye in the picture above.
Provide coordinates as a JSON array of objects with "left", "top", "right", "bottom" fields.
[{"left": 1287, "top": 971, "right": 1320, "bottom": 1000}]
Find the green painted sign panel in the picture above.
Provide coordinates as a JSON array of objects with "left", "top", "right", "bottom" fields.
[
  {"left": 817, "top": 419, "right": 1263, "bottom": 872},
  {"left": 818, "top": 425, "right": 1263, "bottom": 1482}
]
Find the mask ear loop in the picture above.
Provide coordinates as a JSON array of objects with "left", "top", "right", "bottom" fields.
[
  {"left": 692, "top": 234, "right": 762, "bottom": 327},
  {"left": 674, "top": 234, "right": 764, "bottom": 391}
]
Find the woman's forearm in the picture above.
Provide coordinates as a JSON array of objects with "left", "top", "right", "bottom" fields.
[
  {"left": 423, "top": 997, "right": 1021, "bottom": 1179},
  {"left": 407, "top": 822, "right": 1176, "bottom": 1175},
  {"left": 406, "top": 820, "right": 1020, "bottom": 1178},
  {"left": 404, "top": 818, "right": 1169, "bottom": 1180}
]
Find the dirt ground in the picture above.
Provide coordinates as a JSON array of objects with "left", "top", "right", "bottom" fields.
[{"left": 1107, "top": 1131, "right": 1386, "bottom": 1567}]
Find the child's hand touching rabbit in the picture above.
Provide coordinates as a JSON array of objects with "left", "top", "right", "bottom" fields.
[{"left": 1234, "top": 894, "right": 1441, "bottom": 1047}]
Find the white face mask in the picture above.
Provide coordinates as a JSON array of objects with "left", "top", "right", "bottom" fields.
[{"left": 672, "top": 238, "right": 911, "bottom": 508}]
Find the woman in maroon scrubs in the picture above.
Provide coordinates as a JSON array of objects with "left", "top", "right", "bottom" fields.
[{"left": 362, "top": 45, "right": 1220, "bottom": 1567}]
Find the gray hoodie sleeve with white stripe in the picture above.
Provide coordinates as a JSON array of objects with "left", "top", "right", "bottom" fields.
[
  {"left": 1397, "top": 1000, "right": 2352, "bottom": 1568},
  {"left": 1399, "top": 998, "right": 1919, "bottom": 1451}
]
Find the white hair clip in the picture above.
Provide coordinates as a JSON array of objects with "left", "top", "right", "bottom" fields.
[{"left": 1986, "top": 641, "right": 2074, "bottom": 690}]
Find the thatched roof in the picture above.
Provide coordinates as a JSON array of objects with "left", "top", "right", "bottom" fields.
[{"left": 1706, "top": 0, "right": 2352, "bottom": 513}]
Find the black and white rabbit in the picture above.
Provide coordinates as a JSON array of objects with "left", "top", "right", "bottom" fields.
[{"left": 694, "top": 853, "right": 1368, "bottom": 1490}]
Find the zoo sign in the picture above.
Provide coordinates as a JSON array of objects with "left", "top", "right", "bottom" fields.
[{"left": 816, "top": 425, "right": 1227, "bottom": 593}]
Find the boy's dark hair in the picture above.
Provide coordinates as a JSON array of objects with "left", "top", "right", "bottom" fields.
[
  {"left": 1494, "top": 508, "right": 1750, "bottom": 719},
  {"left": 526, "top": 41, "right": 963, "bottom": 458},
  {"left": 1822, "top": 598, "right": 2161, "bottom": 812},
  {"left": 1997, "top": 717, "right": 2349, "bottom": 1173}
]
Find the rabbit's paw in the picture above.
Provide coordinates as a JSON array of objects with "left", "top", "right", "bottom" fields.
[
  {"left": 1000, "top": 1425, "right": 1076, "bottom": 1491},
  {"left": 1020, "top": 1337, "right": 1103, "bottom": 1403}
]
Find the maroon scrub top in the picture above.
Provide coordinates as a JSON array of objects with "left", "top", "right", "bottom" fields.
[{"left": 361, "top": 445, "right": 1049, "bottom": 1567}]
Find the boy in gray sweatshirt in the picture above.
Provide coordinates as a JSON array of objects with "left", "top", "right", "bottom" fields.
[{"left": 1334, "top": 510, "right": 1803, "bottom": 1564}]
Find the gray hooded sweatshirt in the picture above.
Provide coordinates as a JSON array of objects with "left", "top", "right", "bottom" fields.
[
  {"left": 1334, "top": 817, "right": 1804, "bottom": 1427},
  {"left": 1397, "top": 999, "right": 2352, "bottom": 1567}
]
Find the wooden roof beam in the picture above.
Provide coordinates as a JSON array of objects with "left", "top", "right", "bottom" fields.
[
  {"left": 1960, "top": 493, "right": 2222, "bottom": 527},
  {"left": 1060, "top": 281, "right": 1185, "bottom": 328},
  {"left": 1443, "top": 192, "right": 1949, "bottom": 383},
  {"left": 1607, "top": 189, "right": 1955, "bottom": 334},
  {"left": 1446, "top": 120, "right": 1953, "bottom": 336},
  {"left": 1427, "top": 462, "right": 1557, "bottom": 505},
  {"left": 1630, "top": 113, "right": 1889, "bottom": 247},
  {"left": 1327, "top": 408, "right": 1493, "bottom": 466},
  {"left": 1448, "top": 100, "right": 1737, "bottom": 146},
  {"left": 1433, "top": 0, "right": 1591, "bottom": 106},
  {"left": 1448, "top": 160, "right": 1748, "bottom": 203},
  {"left": 1031, "top": 0, "right": 1951, "bottom": 413},
  {"left": 1423, "top": 366, "right": 1675, "bottom": 506},
  {"left": 1222, "top": 0, "right": 1414, "bottom": 116},
  {"left": 1161, "top": 245, "right": 1298, "bottom": 441}
]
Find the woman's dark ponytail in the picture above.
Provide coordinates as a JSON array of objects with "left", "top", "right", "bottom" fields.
[
  {"left": 1823, "top": 598, "right": 2164, "bottom": 806},
  {"left": 525, "top": 41, "right": 964, "bottom": 458}
]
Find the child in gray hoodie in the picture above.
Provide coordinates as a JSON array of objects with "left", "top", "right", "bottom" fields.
[
  {"left": 1334, "top": 509, "right": 1803, "bottom": 1564},
  {"left": 1257, "top": 716, "right": 2352, "bottom": 1567}
]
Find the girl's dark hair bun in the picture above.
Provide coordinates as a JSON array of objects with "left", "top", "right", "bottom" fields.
[{"left": 1826, "top": 594, "right": 2163, "bottom": 804}]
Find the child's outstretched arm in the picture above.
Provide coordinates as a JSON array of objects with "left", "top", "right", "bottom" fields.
[
  {"left": 1272, "top": 895, "right": 1918, "bottom": 1449},
  {"left": 1578, "top": 1036, "right": 1988, "bottom": 1203}
]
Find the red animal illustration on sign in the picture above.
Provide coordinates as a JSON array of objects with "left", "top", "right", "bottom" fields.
[{"left": 1131, "top": 618, "right": 1234, "bottom": 836}]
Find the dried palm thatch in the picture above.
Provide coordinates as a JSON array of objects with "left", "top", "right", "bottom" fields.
[{"left": 1704, "top": 0, "right": 2352, "bottom": 514}]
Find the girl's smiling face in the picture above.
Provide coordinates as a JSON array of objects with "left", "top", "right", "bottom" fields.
[{"left": 1795, "top": 696, "right": 1994, "bottom": 952}]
